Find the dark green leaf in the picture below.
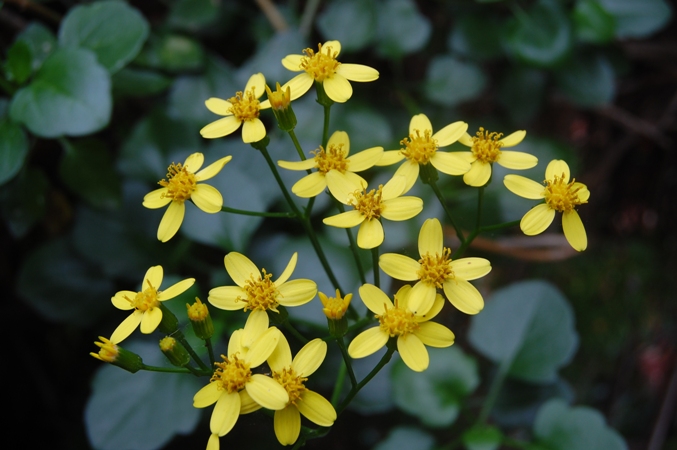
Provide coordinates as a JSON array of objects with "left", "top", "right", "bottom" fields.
[
  {"left": 16, "top": 22, "right": 57, "bottom": 71},
  {"left": 498, "top": 66, "right": 547, "bottom": 124},
  {"left": 505, "top": 0, "right": 573, "bottom": 68},
  {"left": 391, "top": 347, "right": 479, "bottom": 427},
  {"left": 424, "top": 55, "right": 487, "bottom": 106},
  {"left": 135, "top": 33, "right": 205, "bottom": 73},
  {"left": 85, "top": 340, "right": 202, "bottom": 450},
  {"left": 59, "top": 0, "right": 149, "bottom": 73},
  {"left": 59, "top": 138, "right": 121, "bottom": 210},
  {"left": 572, "top": 0, "right": 616, "bottom": 44},
  {"left": 448, "top": 15, "right": 503, "bottom": 61},
  {"left": 462, "top": 426, "right": 503, "bottom": 450},
  {"left": 533, "top": 399, "right": 628, "bottom": 450},
  {"left": 374, "top": 427, "right": 435, "bottom": 450},
  {"left": 468, "top": 280, "right": 579, "bottom": 383},
  {"left": 112, "top": 67, "right": 172, "bottom": 97},
  {"left": 168, "top": 0, "right": 220, "bottom": 31},
  {"left": 493, "top": 376, "right": 574, "bottom": 428},
  {"left": 317, "top": 0, "right": 376, "bottom": 52},
  {"left": 5, "top": 40, "right": 33, "bottom": 84},
  {"left": 0, "top": 119, "right": 29, "bottom": 185},
  {"left": 375, "top": 0, "right": 431, "bottom": 58},
  {"left": 17, "top": 237, "right": 113, "bottom": 325},
  {"left": 10, "top": 47, "right": 111, "bottom": 138},
  {"left": 0, "top": 167, "right": 48, "bottom": 237},
  {"left": 598, "top": 0, "right": 671, "bottom": 38},
  {"left": 555, "top": 52, "right": 615, "bottom": 107}
]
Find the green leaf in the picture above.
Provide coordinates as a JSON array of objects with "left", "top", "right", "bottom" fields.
[
  {"left": 462, "top": 425, "right": 503, "bottom": 450},
  {"left": 391, "top": 346, "right": 479, "bottom": 427},
  {"left": 85, "top": 340, "right": 202, "bottom": 450},
  {"left": 572, "top": 0, "right": 616, "bottom": 44},
  {"left": 493, "top": 376, "right": 574, "bottom": 428},
  {"left": 0, "top": 118, "right": 29, "bottom": 185},
  {"left": 5, "top": 40, "right": 33, "bottom": 84},
  {"left": 317, "top": 0, "right": 376, "bottom": 52},
  {"left": 167, "top": 0, "right": 220, "bottom": 31},
  {"left": 374, "top": 427, "right": 435, "bottom": 450},
  {"left": 17, "top": 237, "right": 113, "bottom": 326},
  {"left": 10, "top": 47, "right": 111, "bottom": 138},
  {"left": 112, "top": 67, "right": 172, "bottom": 97},
  {"left": 0, "top": 167, "right": 48, "bottom": 237},
  {"left": 375, "top": 0, "right": 431, "bottom": 59},
  {"left": 598, "top": 0, "right": 671, "bottom": 39},
  {"left": 498, "top": 66, "right": 547, "bottom": 124},
  {"left": 424, "top": 55, "right": 487, "bottom": 106},
  {"left": 555, "top": 52, "right": 615, "bottom": 107},
  {"left": 59, "top": 138, "right": 121, "bottom": 210},
  {"left": 505, "top": 0, "right": 573, "bottom": 68},
  {"left": 135, "top": 33, "right": 205, "bottom": 73},
  {"left": 468, "top": 280, "right": 579, "bottom": 383},
  {"left": 533, "top": 399, "right": 628, "bottom": 450},
  {"left": 15, "top": 22, "right": 57, "bottom": 71},
  {"left": 448, "top": 15, "right": 503, "bottom": 61},
  {"left": 59, "top": 0, "right": 149, "bottom": 73}
]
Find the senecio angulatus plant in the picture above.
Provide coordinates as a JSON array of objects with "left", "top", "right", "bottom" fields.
[{"left": 91, "top": 40, "right": 591, "bottom": 450}]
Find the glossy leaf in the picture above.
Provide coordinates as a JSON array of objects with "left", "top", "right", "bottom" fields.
[
  {"left": 317, "top": 0, "right": 376, "bottom": 52},
  {"left": 167, "top": 0, "right": 220, "bottom": 31},
  {"left": 135, "top": 33, "right": 205, "bottom": 73},
  {"left": 555, "top": 52, "right": 615, "bottom": 107},
  {"left": 0, "top": 119, "right": 29, "bottom": 185},
  {"left": 425, "top": 55, "right": 487, "bottom": 106},
  {"left": 375, "top": 0, "right": 431, "bottom": 58},
  {"left": 598, "top": 0, "right": 671, "bottom": 38},
  {"left": 15, "top": 22, "right": 57, "bottom": 71}
]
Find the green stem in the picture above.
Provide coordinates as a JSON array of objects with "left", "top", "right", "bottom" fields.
[
  {"left": 140, "top": 364, "right": 199, "bottom": 374},
  {"left": 428, "top": 179, "right": 465, "bottom": 243},
  {"left": 288, "top": 129, "right": 308, "bottom": 161},
  {"left": 185, "top": 365, "right": 202, "bottom": 376},
  {"left": 322, "top": 104, "right": 331, "bottom": 148},
  {"left": 371, "top": 246, "right": 380, "bottom": 288},
  {"left": 205, "top": 338, "right": 216, "bottom": 367},
  {"left": 331, "top": 361, "right": 348, "bottom": 405},
  {"left": 220, "top": 205, "right": 295, "bottom": 218},
  {"left": 476, "top": 186, "right": 485, "bottom": 231},
  {"left": 174, "top": 330, "right": 209, "bottom": 372},
  {"left": 477, "top": 358, "right": 512, "bottom": 425},
  {"left": 346, "top": 316, "right": 374, "bottom": 335},
  {"left": 452, "top": 219, "right": 521, "bottom": 259},
  {"left": 335, "top": 337, "right": 358, "bottom": 389},
  {"left": 283, "top": 320, "right": 309, "bottom": 344},
  {"left": 337, "top": 345, "right": 396, "bottom": 414}
]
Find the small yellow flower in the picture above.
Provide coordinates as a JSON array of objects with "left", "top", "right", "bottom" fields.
[
  {"left": 268, "top": 335, "right": 336, "bottom": 446},
  {"left": 110, "top": 265, "right": 195, "bottom": 343},
  {"left": 200, "top": 73, "right": 272, "bottom": 143},
  {"left": 319, "top": 289, "right": 352, "bottom": 320},
  {"left": 143, "top": 152, "right": 231, "bottom": 242},
  {"left": 282, "top": 40, "right": 379, "bottom": 103},
  {"left": 323, "top": 176, "right": 423, "bottom": 249},
  {"left": 193, "top": 310, "right": 288, "bottom": 449},
  {"left": 458, "top": 127, "right": 536, "bottom": 187},
  {"left": 378, "top": 114, "right": 471, "bottom": 194},
  {"left": 504, "top": 159, "right": 590, "bottom": 251},
  {"left": 278, "top": 130, "right": 383, "bottom": 201},
  {"left": 90, "top": 336, "right": 118, "bottom": 363},
  {"left": 379, "top": 218, "right": 491, "bottom": 316},
  {"left": 208, "top": 252, "right": 317, "bottom": 313},
  {"left": 348, "top": 284, "right": 455, "bottom": 372}
]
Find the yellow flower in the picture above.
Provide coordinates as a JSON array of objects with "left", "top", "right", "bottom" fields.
[
  {"left": 278, "top": 130, "right": 383, "bottom": 200},
  {"left": 110, "top": 265, "right": 195, "bottom": 343},
  {"left": 323, "top": 176, "right": 423, "bottom": 249},
  {"left": 194, "top": 310, "right": 288, "bottom": 450},
  {"left": 281, "top": 40, "right": 379, "bottom": 103},
  {"left": 458, "top": 127, "right": 536, "bottom": 187},
  {"left": 200, "top": 73, "right": 272, "bottom": 143},
  {"left": 319, "top": 289, "right": 352, "bottom": 320},
  {"left": 379, "top": 218, "right": 491, "bottom": 316},
  {"left": 503, "top": 159, "right": 590, "bottom": 251},
  {"left": 348, "top": 284, "right": 455, "bottom": 372},
  {"left": 378, "top": 114, "right": 471, "bottom": 194},
  {"left": 208, "top": 252, "right": 317, "bottom": 313},
  {"left": 268, "top": 335, "right": 336, "bottom": 446},
  {"left": 143, "top": 152, "right": 231, "bottom": 242}
]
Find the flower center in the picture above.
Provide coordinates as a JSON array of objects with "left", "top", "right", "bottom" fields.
[
  {"left": 417, "top": 248, "right": 454, "bottom": 288},
  {"left": 159, "top": 163, "right": 197, "bottom": 203},
  {"left": 300, "top": 43, "right": 340, "bottom": 82},
  {"left": 128, "top": 279, "right": 160, "bottom": 312},
  {"left": 273, "top": 367, "right": 307, "bottom": 406},
  {"left": 228, "top": 88, "right": 261, "bottom": 122},
  {"left": 377, "top": 304, "right": 419, "bottom": 337},
  {"left": 312, "top": 144, "right": 349, "bottom": 174},
  {"left": 400, "top": 129, "right": 437, "bottom": 164},
  {"left": 240, "top": 270, "right": 280, "bottom": 312},
  {"left": 544, "top": 174, "right": 587, "bottom": 212},
  {"left": 211, "top": 354, "right": 252, "bottom": 394},
  {"left": 320, "top": 290, "right": 352, "bottom": 320},
  {"left": 349, "top": 186, "right": 384, "bottom": 220},
  {"left": 471, "top": 127, "right": 503, "bottom": 163}
]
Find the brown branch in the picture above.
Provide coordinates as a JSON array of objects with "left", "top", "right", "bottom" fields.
[{"left": 254, "top": 0, "right": 288, "bottom": 32}]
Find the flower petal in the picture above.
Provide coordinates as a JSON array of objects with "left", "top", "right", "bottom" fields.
[
  {"left": 409, "top": 113, "right": 433, "bottom": 135},
  {"left": 274, "top": 406, "right": 301, "bottom": 446},
  {"left": 239, "top": 389, "right": 261, "bottom": 414},
  {"left": 242, "top": 118, "right": 266, "bottom": 143},
  {"left": 463, "top": 161, "right": 492, "bottom": 187},
  {"left": 458, "top": 132, "right": 474, "bottom": 147},
  {"left": 433, "top": 121, "right": 468, "bottom": 147},
  {"left": 545, "top": 159, "right": 570, "bottom": 183},
  {"left": 397, "top": 334, "right": 429, "bottom": 372},
  {"left": 573, "top": 182, "right": 590, "bottom": 202},
  {"left": 158, "top": 278, "right": 195, "bottom": 300},
  {"left": 443, "top": 279, "right": 484, "bottom": 314},
  {"left": 323, "top": 40, "right": 341, "bottom": 55},
  {"left": 205, "top": 98, "right": 233, "bottom": 116},
  {"left": 504, "top": 175, "right": 545, "bottom": 199},
  {"left": 245, "top": 73, "right": 265, "bottom": 97},
  {"left": 195, "top": 156, "right": 232, "bottom": 181},
  {"left": 562, "top": 210, "right": 587, "bottom": 251},
  {"left": 157, "top": 201, "right": 185, "bottom": 242},
  {"left": 326, "top": 170, "right": 364, "bottom": 203},
  {"left": 207, "top": 433, "right": 219, "bottom": 450},
  {"left": 292, "top": 338, "right": 327, "bottom": 377},
  {"left": 379, "top": 253, "right": 420, "bottom": 281},
  {"left": 449, "top": 257, "right": 491, "bottom": 281},
  {"left": 393, "top": 159, "right": 420, "bottom": 194},
  {"left": 278, "top": 158, "right": 317, "bottom": 171},
  {"left": 291, "top": 172, "right": 328, "bottom": 198},
  {"left": 140, "top": 307, "right": 162, "bottom": 334},
  {"left": 408, "top": 281, "right": 436, "bottom": 316},
  {"left": 323, "top": 210, "right": 365, "bottom": 228},
  {"left": 419, "top": 217, "right": 443, "bottom": 256},
  {"left": 357, "top": 218, "right": 384, "bottom": 249},
  {"left": 415, "top": 293, "right": 445, "bottom": 321},
  {"left": 225, "top": 252, "right": 260, "bottom": 286},
  {"left": 192, "top": 184, "right": 223, "bottom": 213},
  {"left": 497, "top": 151, "right": 537, "bottom": 170},
  {"left": 282, "top": 73, "right": 313, "bottom": 99},
  {"left": 324, "top": 74, "right": 353, "bottom": 103},
  {"left": 193, "top": 381, "right": 221, "bottom": 408},
  {"left": 277, "top": 279, "right": 317, "bottom": 307},
  {"left": 200, "top": 115, "right": 241, "bottom": 139},
  {"left": 415, "top": 322, "right": 455, "bottom": 348},
  {"left": 144, "top": 265, "right": 163, "bottom": 289},
  {"left": 211, "top": 391, "right": 240, "bottom": 436},
  {"left": 111, "top": 291, "right": 136, "bottom": 310},
  {"left": 499, "top": 130, "right": 526, "bottom": 147},
  {"left": 520, "top": 203, "right": 556, "bottom": 236},
  {"left": 347, "top": 146, "right": 383, "bottom": 172},
  {"left": 110, "top": 311, "right": 142, "bottom": 344},
  {"left": 358, "top": 283, "right": 393, "bottom": 315},
  {"left": 143, "top": 188, "right": 172, "bottom": 209},
  {"left": 246, "top": 327, "right": 281, "bottom": 367},
  {"left": 376, "top": 150, "right": 405, "bottom": 166},
  {"left": 430, "top": 151, "right": 472, "bottom": 175},
  {"left": 327, "top": 130, "right": 350, "bottom": 155},
  {"left": 184, "top": 152, "right": 204, "bottom": 173},
  {"left": 268, "top": 332, "right": 292, "bottom": 372},
  {"left": 246, "top": 374, "right": 289, "bottom": 410},
  {"left": 282, "top": 54, "right": 304, "bottom": 72},
  {"left": 348, "top": 327, "right": 389, "bottom": 358},
  {"left": 381, "top": 197, "right": 423, "bottom": 221},
  {"left": 298, "top": 390, "right": 337, "bottom": 426},
  {"left": 274, "top": 253, "right": 298, "bottom": 286},
  {"left": 208, "top": 286, "right": 247, "bottom": 310},
  {"left": 337, "top": 63, "right": 379, "bottom": 82}
]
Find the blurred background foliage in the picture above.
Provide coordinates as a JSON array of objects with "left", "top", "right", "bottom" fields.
[{"left": 1, "top": 0, "right": 675, "bottom": 449}]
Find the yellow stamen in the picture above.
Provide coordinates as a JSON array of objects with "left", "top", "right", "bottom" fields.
[
  {"left": 240, "top": 270, "right": 280, "bottom": 312},
  {"left": 312, "top": 144, "right": 349, "bottom": 174},
  {"left": 471, "top": 127, "right": 503, "bottom": 163},
  {"left": 92, "top": 336, "right": 118, "bottom": 362},
  {"left": 349, "top": 186, "right": 384, "bottom": 220},
  {"left": 273, "top": 367, "right": 307, "bottom": 406},
  {"left": 418, "top": 248, "right": 454, "bottom": 288},
  {"left": 186, "top": 297, "right": 209, "bottom": 321},
  {"left": 211, "top": 354, "right": 252, "bottom": 393},
  {"left": 377, "top": 303, "right": 419, "bottom": 337},
  {"left": 300, "top": 43, "right": 340, "bottom": 82},
  {"left": 544, "top": 174, "right": 587, "bottom": 212},
  {"left": 128, "top": 279, "right": 160, "bottom": 312},
  {"left": 159, "top": 163, "right": 197, "bottom": 203},
  {"left": 400, "top": 129, "right": 438, "bottom": 164},
  {"left": 228, "top": 88, "right": 261, "bottom": 122},
  {"left": 265, "top": 82, "right": 291, "bottom": 110},
  {"left": 319, "top": 290, "right": 352, "bottom": 320}
]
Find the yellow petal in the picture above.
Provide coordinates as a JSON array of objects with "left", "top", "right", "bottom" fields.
[
  {"left": 381, "top": 197, "right": 423, "bottom": 221},
  {"left": 195, "top": 155, "right": 232, "bottom": 181},
  {"left": 208, "top": 286, "right": 246, "bottom": 310},
  {"left": 430, "top": 151, "right": 472, "bottom": 175},
  {"left": 277, "top": 279, "right": 317, "bottom": 307},
  {"left": 323, "top": 210, "right": 365, "bottom": 228},
  {"left": 282, "top": 73, "right": 313, "bottom": 99},
  {"left": 274, "top": 406, "right": 301, "bottom": 446},
  {"left": 143, "top": 188, "right": 172, "bottom": 209},
  {"left": 225, "top": 252, "right": 260, "bottom": 286},
  {"left": 210, "top": 391, "right": 240, "bottom": 436},
  {"left": 449, "top": 257, "right": 491, "bottom": 281},
  {"left": 497, "top": 151, "right": 537, "bottom": 170},
  {"left": 193, "top": 381, "right": 221, "bottom": 408},
  {"left": 379, "top": 253, "right": 420, "bottom": 281},
  {"left": 144, "top": 265, "right": 163, "bottom": 288},
  {"left": 207, "top": 433, "right": 219, "bottom": 450},
  {"left": 562, "top": 210, "right": 587, "bottom": 251},
  {"left": 228, "top": 329, "right": 243, "bottom": 356},
  {"left": 268, "top": 332, "right": 292, "bottom": 372},
  {"left": 348, "top": 327, "right": 389, "bottom": 358},
  {"left": 409, "top": 113, "right": 433, "bottom": 135},
  {"left": 326, "top": 170, "right": 364, "bottom": 203},
  {"left": 397, "top": 334, "right": 429, "bottom": 371},
  {"left": 192, "top": 184, "right": 223, "bottom": 213},
  {"left": 415, "top": 293, "right": 445, "bottom": 322},
  {"left": 110, "top": 311, "right": 142, "bottom": 344},
  {"left": 407, "top": 281, "right": 436, "bottom": 316},
  {"left": 282, "top": 54, "right": 304, "bottom": 72},
  {"left": 278, "top": 158, "right": 317, "bottom": 171},
  {"left": 357, "top": 218, "right": 384, "bottom": 249},
  {"left": 157, "top": 201, "right": 184, "bottom": 242},
  {"left": 140, "top": 307, "right": 162, "bottom": 334},
  {"left": 415, "top": 322, "right": 455, "bottom": 348},
  {"left": 200, "top": 115, "right": 241, "bottom": 139},
  {"left": 376, "top": 149, "right": 405, "bottom": 166},
  {"left": 443, "top": 279, "right": 484, "bottom": 314},
  {"left": 184, "top": 152, "right": 204, "bottom": 173},
  {"left": 499, "top": 130, "right": 526, "bottom": 147},
  {"left": 275, "top": 252, "right": 298, "bottom": 286},
  {"left": 545, "top": 159, "right": 570, "bottom": 183},
  {"left": 241, "top": 309, "right": 270, "bottom": 351},
  {"left": 111, "top": 290, "right": 136, "bottom": 310},
  {"left": 574, "top": 182, "right": 590, "bottom": 202},
  {"left": 393, "top": 160, "right": 420, "bottom": 194},
  {"left": 503, "top": 174, "right": 545, "bottom": 199},
  {"left": 521, "top": 203, "right": 556, "bottom": 236},
  {"left": 246, "top": 374, "right": 289, "bottom": 410},
  {"left": 327, "top": 130, "right": 350, "bottom": 155},
  {"left": 291, "top": 172, "right": 328, "bottom": 198},
  {"left": 245, "top": 73, "right": 266, "bottom": 98},
  {"left": 158, "top": 277, "right": 195, "bottom": 301},
  {"left": 337, "top": 63, "right": 379, "bottom": 82},
  {"left": 463, "top": 161, "right": 492, "bottom": 187},
  {"left": 347, "top": 146, "right": 383, "bottom": 171},
  {"left": 358, "top": 283, "right": 393, "bottom": 315},
  {"left": 323, "top": 74, "right": 352, "bottom": 103},
  {"left": 433, "top": 121, "right": 468, "bottom": 147},
  {"left": 418, "top": 217, "right": 443, "bottom": 256},
  {"left": 458, "top": 132, "right": 474, "bottom": 147},
  {"left": 292, "top": 338, "right": 327, "bottom": 377},
  {"left": 246, "top": 327, "right": 281, "bottom": 367},
  {"left": 382, "top": 174, "right": 407, "bottom": 200},
  {"left": 297, "top": 390, "right": 337, "bottom": 426},
  {"left": 323, "top": 40, "right": 342, "bottom": 55},
  {"left": 239, "top": 389, "right": 261, "bottom": 414},
  {"left": 242, "top": 118, "right": 266, "bottom": 143},
  {"left": 205, "top": 98, "right": 233, "bottom": 116}
]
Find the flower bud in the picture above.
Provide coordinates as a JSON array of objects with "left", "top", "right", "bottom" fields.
[
  {"left": 319, "top": 290, "right": 352, "bottom": 336},
  {"left": 90, "top": 336, "right": 144, "bottom": 373},
  {"left": 186, "top": 297, "right": 214, "bottom": 340},
  {"left": 266, "top": 83, "right": 297, "bottom": 132},
  {"left": 159, "top": 336, "right": 191, "bottom": 367}
]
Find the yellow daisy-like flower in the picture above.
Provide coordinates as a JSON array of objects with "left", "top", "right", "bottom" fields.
[
  {"left": 379, "top": 218, "right": 491, "bottom": 316},
  {"left": 503, "top": 159, "right": 590, "bottom": 251},
  {"left": 200, "top": 73, "right": 272, "bottom": 143},
  {"left": 323, "top": 176, "right": 423, "bottom": 249},
  {"left": 278, "top": 130, "right": 383, "bottom": 201},
  {"left": 458, "top": 127, "right": 536, "bottom": 187},
  {"left": 268, "top": 335, "right": 336, "bottom": 446},
  {"left": 194, "top": 310, "right": 288, "bottom": 450},
  {"left": 110, "top": 265, "right": 195, "bottom": 344},
  {"left": 281, "top": 40, "right": 379, "bottom": 103},
  {"left": 348, "top": 284, "right": 455, "bottom": 372},
  {"left": 378, "top": 114, "right": 471, "bottom": 194},
  {"left": 143, "top": 152, "right": 231, "bottom": 242},
  {"left": 319, "top": 289, "right": 352, "bottom": 320},
  {"left": 208, "top": 252, "right": 317, "bottom": 313}
]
